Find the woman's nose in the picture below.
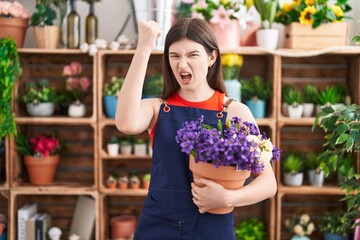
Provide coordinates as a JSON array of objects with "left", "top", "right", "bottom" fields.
[{"left": 179, "top": 57, "right": 188, "bottom": 68}]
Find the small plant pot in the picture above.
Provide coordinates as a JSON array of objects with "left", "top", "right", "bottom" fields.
[
  {"left": 308, "top": 169, "right": 325, "bottom": 187},
  {"left": 288, "top": 105, "right": 304, "bottom": 118},
  {"left": 24, "top": 155, "right": 59, "bottom": 185},
  {"left": 134, "top": 143, "right": 147, "bottom": 155},
  {"left": 324, "top": 232, "right": 349, "bottom": 240},
  {"left": 103, "top": 95, "right": 117, "bottom": 118},
  {"left": 302, "top": 103, "right": 314, "bottom": 117},
  {"left": 68, "top": 101, "right": 86, "bottom": 117},
  {"left": 142, "top": 180, "right": 150, "bottom": 190},
  {"left": 120, "top": 145, "right": 132, "bottom": 155},
  {"left": 111, "top": 215, "right": 137, "bottom": 240},
  {"left": 256, "top": 28, "right": 279, "bottom": 50},
  {"left": 245, "top": 98, "right": 266, "bottom": 119},
  {"left": 282, "top": 102, "right": 289, "bottom": 117},
  {"left": 26, "top": 102, "right": 55, "bottom": 117},
  {"left": 118, "top": 181, "right": 128, "bottom": 190},
  {"left": 283, "top": 172, "right": 303, "bottom": 187},
  {"left": 107, "top": 143, "right": 119, "bottom": 156},
  {"left": 106, "top": 181, "right": 117, "bottom": 189}
]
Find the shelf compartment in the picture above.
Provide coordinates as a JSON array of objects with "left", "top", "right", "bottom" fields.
[
  {"left": 0, "top": 137, "right": 9, "bottom": 188},
  {"left": 10, "top": 124, "right": 97, "bottom": 188},
  {"left": 15, "top": 51, "right": 96, "bottom": 120},
  {"left": 100, "top": 194, "right": 145, "bottom": 240},
  {"left": 276, "top": 194, "right": 347, "bottom": 240},
  {"left": 10, "top": 191, "right": 99, "bottom": 240}
]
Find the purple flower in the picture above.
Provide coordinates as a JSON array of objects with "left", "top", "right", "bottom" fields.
[{"left": 176, "top": 116, "right": 281, "bottom": 173}]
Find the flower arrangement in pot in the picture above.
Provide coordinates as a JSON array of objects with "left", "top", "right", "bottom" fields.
[
  {"left": 63, "top": 61, "right": 91, "bottom": 117},
  {"left": 21, "top": 79, "right": 58, "bottom": 117},
  {"left": 222, "top": 53, "right": 243, "bottom": 102},
  {"left": 15, "top": 132, "right": 62, "bottom": 185},
  {"left": 31, "top": 0, "right": 60, "bottom": 49},
  {"left": 176, "top": 115, "right": 280, "bottom": 214},
  {"left": 103, "top": 76, "right": 124, "bottom": 118},
  {"left": 240, "top": 75, "right": 271, "bottom": 118},
  {"left": 189, "top": 0, "right": 253, "bottom": 47},
  {"left": 284, "top": 213, "right": 315, "bottom": 240},
  {"left": 0, "top": 1, "right": 31, "bottom": 48}
]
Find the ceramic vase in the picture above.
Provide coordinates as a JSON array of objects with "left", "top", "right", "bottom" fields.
[
  {"left": 26, "top": 103, "right": 55, "bottom": 117},
  {"left": 189, "top": 155, "right": 250, "bottom": 214},
  {"left": 256, "top": 29, "right": 279, "bottom": 50},
  {"left": 246, "top": 98, "right": 266, "bottom": 119},
  {"left": 209, "top": 20, "right": 240, "bottom": 48},
  {"left": 68, "top": 101, "right": 86, "bottom": 117},
  {"left": 283, "top": 172, "right": 303, "bottom": 187},
  {"left": 224, "top": 79, "right": 241, "bottom": 102},
  {"left": 107, "top": 143, "right": 119, "bottom": 156}
]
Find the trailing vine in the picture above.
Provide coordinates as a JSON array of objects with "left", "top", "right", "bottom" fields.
[{"left": 0, "top": 37, "right": 22, "bottom": 139}]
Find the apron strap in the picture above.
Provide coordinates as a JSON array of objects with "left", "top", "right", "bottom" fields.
[{"left": 216, "top": 98, "right": 235, "bottom": 118}]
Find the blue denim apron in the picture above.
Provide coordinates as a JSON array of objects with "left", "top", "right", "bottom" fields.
[{"left": 134, "top": 101, "right": 236, "bottom": 240}]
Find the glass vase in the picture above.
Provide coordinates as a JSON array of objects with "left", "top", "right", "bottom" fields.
[
  {"left": 67, "top": 0, "right": 80, "bottom": 49},
  {"left": 85, "top": 1, "right": 98, "bottom": 44}
]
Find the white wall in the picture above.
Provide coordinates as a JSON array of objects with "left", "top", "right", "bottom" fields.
[{"left": 20, "top": 0, "right": 360, "bottom": 48}]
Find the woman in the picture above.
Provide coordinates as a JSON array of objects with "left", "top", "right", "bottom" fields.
[{"left": 115, "top": 18, "right": 277, "bottom": 240}]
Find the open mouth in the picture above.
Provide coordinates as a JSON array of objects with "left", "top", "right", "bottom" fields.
[{"left": 180, "top": 72, "right": 192, "bottom": 83}]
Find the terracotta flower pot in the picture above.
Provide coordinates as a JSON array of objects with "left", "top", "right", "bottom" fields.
[
  {"left": 189, "top": 155, "right": 251, "bottom": 214},
  {"left": 110, "top": 215, "right": 137, "bottom": 239},
  {"left": 24, "top": 155, "right": 59, "bottom": 185},
  {"left": 208, "top": 20, "right": 240, "bottom": 48},
  {"left": 0, "top": 17, "right": 29, "bottom": 48}
]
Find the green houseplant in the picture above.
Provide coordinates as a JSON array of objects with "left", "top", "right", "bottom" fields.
[
  {"left": 22, "top": 79, "right": 57, "bottom": 117},
  {"left": 142, "top": 173, "right": 151, "bottom": 189},
  {"left": 240, "top": 75, "right": 271, "bottom": 119},
  {"left": 305, "top": 152, "right": 325, "bottom": 187},
  {"left": 142, "top": 74, "right": 163, "bottom": 98},
  {"left": 103, "top": 76, "right": 124, "bottom": 118},
  {"left": 234, "top": 218, "right": 268, "bottom": 240},
  {"left": 318, "top": 211, "right": 352, "bottom": 239},
  {"left": 302, "top": 84, "right": 318, "bottom": 117},
  {"left": 282, "top": 153, "right": 304, "bottom": 186},
  {"left": 314, "top": 104, "right": 359, "bottom": 225},
  {"left": 107, "top": 136, "right": 119, "bottom": 156},
  {"left": 0, "top": 37, "right": 21, "bottom": 139},
  {"left": 31, "top": 0, "right": 61, "bottom": 49},
  {"left": 283, "top": 87, "right": 303, "bottom": 118}
]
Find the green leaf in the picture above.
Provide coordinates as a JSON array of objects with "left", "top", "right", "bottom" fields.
[
  {"left": 345, "top": 137, "right": 354, "bottom": 152},
  {"left": 335, "top": 134, "right": 348, "bottom": 145},
  {"left": 334, "top": 123, "right": 349, "bottom": 135}
]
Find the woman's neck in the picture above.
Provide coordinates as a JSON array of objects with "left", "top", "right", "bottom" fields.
[{"left": 177, "top": 86, "right": 215, "bottom": 102}]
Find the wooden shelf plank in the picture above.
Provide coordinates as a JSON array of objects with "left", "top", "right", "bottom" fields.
[
  {"left": 101, "top": 188, "right": 148, "bottom": 196},
  {"left": 278, "top": 117, "right": 316, "bottom": 126},
  {"left": 101, "top": 154, "right": 152, "bottom": 160},
  {"left": 278, "top": 185, "right": 347, "bottom": 195},
  {"left": 10, "top": 185, "right": 97, "bottom": 194},
  {"left": 18, "top": 48, "right": 86, "bottom": 54},
  {"left": 15, "top": 116, "right": 96, "bottom": 125}
]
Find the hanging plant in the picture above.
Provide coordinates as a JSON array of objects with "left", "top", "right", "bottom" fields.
[{"left": 0, "top": 37, "right": 22, "bottom": 139}]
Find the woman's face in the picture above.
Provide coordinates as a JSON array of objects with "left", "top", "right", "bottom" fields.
[{"left": 168, "top": 38, "right": 216, "bottom": 91}]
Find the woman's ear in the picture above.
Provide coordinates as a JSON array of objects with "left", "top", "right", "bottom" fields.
[{"left": 208, "top": 50, "right": 218, "bottom": 67}]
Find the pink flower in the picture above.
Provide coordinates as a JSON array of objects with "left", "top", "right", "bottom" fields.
[
  {"left": 192, "top": 0, "right": 207, "bottom": 9},
  {"left": 192, "top": 11, "right": 205, "bottom": 20},
  {"left": 79, "top": 77, "right": 90, "bottom": 91},
  {"left": 182, "top": 0, "right": 194, "bottom": 3},
  {"left": 66, "top": 77, "right": 79, "bottom": 90},
  {"left": 70, "top": 61, "right": 83, "bottom": 75},
  {"left": 63, "top": 65, "right": 73, "bottom": 76},
  {"left": 0, "top": 1, "right": 29, "bottom": 18},
  {"left": 210, "top": 5, "right": 232, "bottom": 29}
]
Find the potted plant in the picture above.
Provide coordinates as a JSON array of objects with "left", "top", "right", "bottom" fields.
[
  {"left": 189, "top": 0, "right": 252, "bottom": 48},
  {"left": 63, "top": 61, "right": 91, "bottom": 117},
  {"left": 252, "top": 0, "right": 279, "bottom": 49},
  {"left": 275, "top": 0, "right": 351, "bottom": 49},
  {"left": 142, "top": 74, "right": 163, "bottom": 99},
  {"left": 107, "top": 136, "right": 119, "bottom": 156},
  {"left": 318, "top": 211, "right": 352, "bottom": 240},
  {"left": 103, "top": 76, "right": 124, "bottom": 118},
  {"left": 0, "top": 37, "right": 21, "bottom": 139},
  {"left": 234, "top": 218, "right": 268, "bottom": 240},
  {"left": 0, "top": 1, "right": 30, "bottom": 48},
  {"left": 142, "top": 173, "right": 151, "bottom": 190},
  {"left": 129, "top": 174, "right": 140, "bottom": 189},
  {"left": 176, "top": 115, "right": 280, "bottom": 214},
  {"left": 21, "top": 79, "right": 58, "bottom": 117},
  {"left": 302, "top": 84, "right": 318, "bottom": 117},
  {"left": 15, "top": 133, "right": 62, "bottom": 185},
  {"left": 314, "top": 104, "right": 359, "bottom": 224},
  {"left": 221, "top": 54, "right": 243, "bottom": 102},
  {"left": 283, "top": 87, "right": 303, "bottom": 118},
  {"left": 240, "top": 75, "right": 271, "bottom": 118},
  {"left": 304, "top": 152, "right": 325, "bottom": 187},
  {"left": 31, "top": 0, "right": 61, "bottom": 49},
  {"left": 316, "top": 86, "right": 343, "bottom": 114},
  {"left": 281, "top": 84, "right": 295, "bottom": 116},
  {"left": 106, "top": 175, "right": 117, "bottom": 189},
  {"left": 119, "top": 138, "right": 132, "bottom": 155},
  {"left": 133, "top": 138, "right": 147, "bottom": 156},
  {"left": 282, "top": 153, "right": 304, "bottom": 186},
  {"left": 284, "top": 214, "right": 315, "bottom": 240},
  {"left": 118, "top": 173, "right": 129, "bottom": 190}
]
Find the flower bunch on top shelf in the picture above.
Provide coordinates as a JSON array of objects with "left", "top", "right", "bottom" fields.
[
  {"left": 221, "top": 53, "right": 243, "bottom": 80},
  {"left": 275, "top": 0, "right": 352, "bottom": 28},
  {"left": 0, "top": 1, "right": 30, "bottom": 19},
  {"left": 16, "top": 133, "right": 62, "bottom": 158},
  {"left": 179, "top": 0, "right": 252, "bottom": 29},
  {"left": 176, "top": 115, "right": 280, "bottom": 173},
  {"left": 285, "top": 214, "right": 315, "bottom": 238},
  {"left": 63, "top": 61, "right": 91, "bottom": 103}
]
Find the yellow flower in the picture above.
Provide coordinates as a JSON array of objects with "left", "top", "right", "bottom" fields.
[
  {"left": 294, "top": 0, "right": 302, "bottom": 6},
  {"left": 221, "top": 54, "right": 243, "bottom": 67},
  {"left": 282, "top": 2, "right": 294, "bottom": 12},
  {"left": 330, "top": 5, "right": 344, "bottom": 18},
  {"left": 305, "top": 0, "right": 315, "bottom": 5},
  {"left": 299, "top": 5, "right": 316, "bottom": 25},
  {"left": 221, "top": 0, "right": 229, "bottom": 5},
  {"left": 244, "top": 0, "right": 254, "bottom": 8}
]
